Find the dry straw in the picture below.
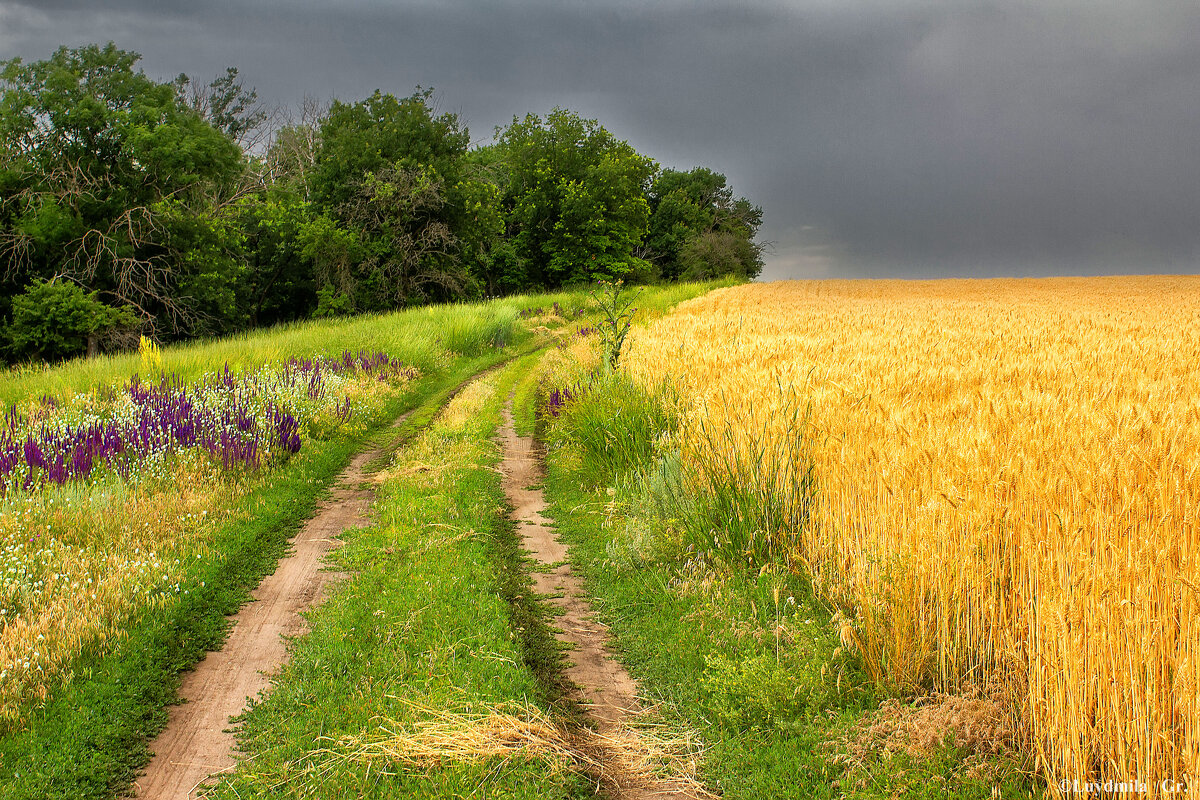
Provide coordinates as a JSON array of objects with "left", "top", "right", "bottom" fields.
[{"left": 309, "top": 700, "right": 714, "bottom": 798}]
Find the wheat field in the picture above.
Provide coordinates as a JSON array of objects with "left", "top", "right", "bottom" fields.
[{"left": 624, "top": 276, "right": 1200, "bottom": 795}]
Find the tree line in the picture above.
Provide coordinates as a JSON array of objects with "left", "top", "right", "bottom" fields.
[{"left": 0, "top": 43, "right": 764, "bottom": 363}]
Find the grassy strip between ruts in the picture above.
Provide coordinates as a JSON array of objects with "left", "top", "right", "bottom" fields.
[
  {"left": 204, "top": 353, "right": 591, "bottom": 799},
  {"left": 532, "top": 355, "right": 1043, "bottom": 799},
  {"left": 0, "top": 350, "right": 529, "bottom": 800}
]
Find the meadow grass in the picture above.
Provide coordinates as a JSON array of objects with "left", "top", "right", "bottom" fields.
[
  {"left": 0, "top": 381, "right": 418, "bottom": 799},
  {"left": 0, "top": 281, "right": 732, "bottom": 409},
  {"left": 0, "top": 280, "right": 729, "bottom": 799},
  {"left": 0, "top": 299, "right": 530, "bottom": 798},
  {"left": 0, "top": 288, "right": 597, "bottom": 720},
  {"left": 0, "top": 361, "right": 415, "bottom": 717},
  {"left": 0, "top": 290, "right": 560, "bottom": 408},
  {"left": 549, "top": 370, "right": 677, "bottom": 488},
  {"left": 190, "top": 282, "right": 726, "bottom": 799}
]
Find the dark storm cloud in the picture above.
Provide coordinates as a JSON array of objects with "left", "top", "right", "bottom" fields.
[{"left": 4, "top": 0, "right": 1200, "bottom": 278}]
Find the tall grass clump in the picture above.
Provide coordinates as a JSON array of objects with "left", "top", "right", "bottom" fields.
[
  {"left": 665, "top": 394, "right": 817, "bottom": 569},
  {"left": 537, "top": 349, "right": 818, "bottom": 573},
  {"left": 436, "top": 305, "right": 517, "bottom": 355},
  {"left": 544, "top": 371, "right": 677, "bottom": 489}
]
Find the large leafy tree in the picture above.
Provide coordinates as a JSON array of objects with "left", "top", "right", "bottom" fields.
[
  {"left": 309, "top": 89, "right": 502, "bottom": 310},
  {"left": 235, "top": 195, "right": 320, "bottom": 327},
  {"left": 645, "top": 167, "right": 765, "bottom": 281},
  {"left": 0, "top": 43, "right": 248, "bottom": 338},
  {"left": 495, "top": 109, "right": 657, "bottom": 288},
  {"left": 232, "top": 99, "right": 332, "bottom": 328}
]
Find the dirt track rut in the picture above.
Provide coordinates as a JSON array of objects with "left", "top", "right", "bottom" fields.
[
  {"left": 132, "top": 428, "right": 396, "bottom": 799},
  {"left": 498, "top": 401, "right": 698, "bottom": 799}
]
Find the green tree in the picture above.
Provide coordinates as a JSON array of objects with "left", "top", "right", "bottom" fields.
[
  {"left": 309, "top": 89, "right": 501, "bottom": 310},
  {"left": 233, "top": 98, "right": 332, "bottom": 327},
  {"left": 0, "top": 43, "right": 248, "bottom": 339},
  {"left": 237, "top": 195, "right": 320, "bottom": 326},
  {"left": 678, "top": 229, "right": 763, "bottom": 280},
  {"left": 495, "top": 108, "right": 657, "bottom": 288},
  {"left": 463, "top": 144, "right": 524, "bottom": 295},
  {"left": 313, "top": 89, "right": 467, "bottom": 210},
  {"left": 260, "top": 97, "right": 327, "bottom": 202},
  {"left": 645, "top": 167, "right": 764, "bottom": 280},
  {"left": 173, "top": 66, "right": 267, "bottom": 146}
]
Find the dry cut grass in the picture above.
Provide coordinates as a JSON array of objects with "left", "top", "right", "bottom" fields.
[
  {"left": 309, "top": 700, "right": 714, "bottom": 798},
  {"left": 623, "top": 276, "right": 1200, "bottom": 796}
]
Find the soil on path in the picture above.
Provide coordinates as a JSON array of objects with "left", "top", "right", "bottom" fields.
[
  {"left": 132, "top": 418, "right": 406, "bottom": 800},
  {"left": 498, "top": 401, "right": 702, "bottom": 800}
]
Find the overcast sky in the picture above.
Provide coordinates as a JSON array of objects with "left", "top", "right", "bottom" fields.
[{"left": 3, "top": 0, "right": 1199, "bottom": 279}]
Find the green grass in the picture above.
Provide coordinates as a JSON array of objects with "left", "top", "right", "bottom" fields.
[
  {"left": 550, "top": 371, "right": 678, "bottom": 488},
  {"left": 0, "top": 298, "right": 557, "bottom": 799},
  {"left": 0, "top": 357, "right": 522, "bottom": 800},
  {"left": 0, "top": 281, "right": 733, "bottom": 408},
  {"left": 0, "top": 293, "right": 517, "bottom": 407}
]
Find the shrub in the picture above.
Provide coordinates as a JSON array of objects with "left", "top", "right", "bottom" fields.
[
  {"left": 6, "top": 280, "right": 137, "bottom": 362},
  {"left": 313, "top": 285, "right": 354, "bottom": 319}
]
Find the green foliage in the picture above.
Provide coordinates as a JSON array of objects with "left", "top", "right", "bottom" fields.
[
  {"left": 236, "top": 196, "right": 319, "bottom": 326},
  {"left": 679, "top": 229, "right": 764, "bottom": 280},
  {"left": 0, "top": 41, "right": 764, "bottom": 362},
  {"left": 297, "top": 211, "right": 361, "bottom": 306},
  {"left": 152, "top": 196, "right": 249, "bottom": 334},
  {"left": 346, "top": 165, "right": 465, "bottom": 307},
  {"left": 309, "top": 89, "right": 502, "bottom": 310},
  {"left": 173, "top": 66, "right": 265, "bottom": 143},
  {"left": 646, "top": 167, "right": 765, "bottom": 280},
  {"left": 662, "top": 400, "right": 817, "bottom": 569},
  {"left": 700, "top": 651, "right": 827, "bottom": 732},
  {"left": 497, "top": 108, "right": 656, "bottom": 287},
  {"left": 0, "top": 43, "right": 246, "bottom": 338},
  {"left": 313, "top": 284, "right": 354, "bottom": 319},
  {"left": 6, "top": 280, "right": 136, "bottom": 362},
  {"left": 313, "top": 89, "right": 469, "bottom": 211}
]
